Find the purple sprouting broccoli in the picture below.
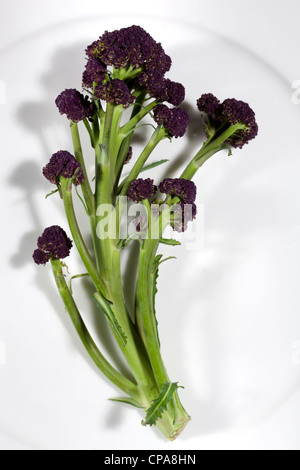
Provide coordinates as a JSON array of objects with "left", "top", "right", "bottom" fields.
[
  {"left": 86, "top": 25, "right": 171, "bottom": 73},
  {"left": 33, "top": 226, "right": 73, "bottom": 265},
  {"left": 84, "top": 25, "right": 185, "bottom": 106},
  {"left": 127, "top": 178, "right": 157, "bottom": 202},
  {"left": 197, "top": 93, "right": 258, "bottom": 148},
  {"left": 55, "top": 88, "right": 95, "bottom": 123},
  {"left": 94, "top": 79, "right": 135, "bottom": 108},
  {"left": 42, "top": 150, "right": 85, "bottom": 186},
  {"left": 153, "top": 104, "right": 190, "bottom": 138}
]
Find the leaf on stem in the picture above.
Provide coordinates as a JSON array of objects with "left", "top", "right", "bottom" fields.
[
  {"left": 142, "top": 382, "right": 182, "bottom": 426},
  {"left": 68, "top": 272, "right": 90, "bottom": 295},
  {"left": 139, "top": 159, "right": 169, "bottom": 173},
  {"left": 159, "top": 238, "right": 181, "bottom": 246},
  {"left": 109, "top": 397, "right": 144, "bottom": 409},
  {"left": 45, "top": 188, "right": 60, "bottom": 199},
  {"left": 92, "top": 292, "right": 127, "bottom": 347}
]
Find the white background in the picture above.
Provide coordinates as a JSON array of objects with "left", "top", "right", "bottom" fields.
[{"left": 0, "top": 0, "right": 300, "bottom": 450}]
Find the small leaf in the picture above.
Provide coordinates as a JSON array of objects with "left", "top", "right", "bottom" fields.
[
  {"left": 68, "top": 272, "right": 89, "bottom": 295},
  {"left": 142, "top": 382, "right": 182, "bottom": 427},
  {"left": 92, "top": 292, "right": 127, "bottom": 346},
  {"left": 140, "top": 159, "right": 169, "bottom": 173},
  {"left": 45, "top": 188, "right": 59, "bottom": 199},
  {"left": 109, "top": 397, "right": 144, "bottom": 409},
  {"left": 159, "top": 238, "right": 181, "bottom": 246},
  {"left": 75, "top": 186, "right": 89, "bottom": 215}
]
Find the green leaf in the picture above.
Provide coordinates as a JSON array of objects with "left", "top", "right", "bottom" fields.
[
  {"left": 45, "top": 188, "right": 59, "bottom": 199},
  {"left": 142, "top": 382, "right": 182, "bottom": 427},
  {"left": 92, "top": 292, "right": 127, "bottom": 346},
  {"left": 109, "top": 397, "right": 144, "bottom": 409},
  {"left": 68, "top": 272, "right": 89, "bottom": 295},
  {"left": 75, "top": 186, "right": 89, "bottom": 215},
  {"left": 140, "top": 159, "right": 169, "bottom": 173},
  {"left": 159, "top": 238, "right": 181, "bottom": 246}
]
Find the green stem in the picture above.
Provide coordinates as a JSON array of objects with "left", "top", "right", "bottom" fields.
[
  {"left": 70, "top": 122, "right": 94, "bottom": 216},
  {"left": 60, "top": 178, "right": 107, "bottom": 296},
  {"left": 118, "top": 126, "right": 166, "bottom": 197},
  {"left": 50, "top": 258, "right": 139, "bottom": 398},
  {"left": 136, "top": 240, "right": 169, "bottom": 387},
  {"left": 180, "top": 123, "right": 245, "bottom": 180},
  {"left": 119, "top": 99, "right": 158, "bottom": 139},
  {"left": 115, "top": 91, "right": 148, "bottom": 183}
]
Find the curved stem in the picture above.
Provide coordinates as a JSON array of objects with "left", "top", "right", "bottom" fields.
[
  {"left": 70, "top": 122, "right": 94, "bottom": 216},
  {"left": 118, "top": 126, "right": 166, "bottom": 197},
  {"left": 180, "top": 123, "right": 245, "bottom": 181},
  {"left": 51, "top": 258, "right": 139, "bottom": 398},
  {"left": 60, "top": 178, "right": 107, "bottom": 296}
]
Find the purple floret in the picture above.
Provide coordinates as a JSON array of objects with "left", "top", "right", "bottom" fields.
[
  {"left": 159, "top": 178, "right": 197, "bottom": 204},
  {"left": 167, "top": 108, "right": 190, "bottom": 138},
  {"left": 55, "top": 88, "right": 95, "bottom": 122},
  {"left": 32, "top": 249, "right": 51, "bottom": 265},
  {"left": 36, "top": 225, "right": 73, "bottom": 262},
  {"left": 153, "top": 104, "right": 171, "bottom": 125},
  {"left": 222, "top": 98, "right": 258, "bottom": 148},
  {"left": 95, "top": 79, "right": 135, "bottom": 108},
  {"left": 153, "top": 105, "right": 189, "bottom": 138},
  {"left": 85, "top": 25, "right": 172, "bottom": 74},
  {"left": 197, "top": 93, "right": 221, "bottom": 115},
  {"left": 197, "top": 93, "right": 258, "bottom": 148},
  {"left": 138, "top": 72, "right": 185, "bottom": 106},
  {"left": 127, "top": 178, "right": 157, "bottom": 202},
  {"left": 172, "top": 201, "right": 197, "bottom": 232},
  {"left": 160, "top": 79, "right": 185, "bottom": 106},
  {"left": 82, "top": 57, "right": 107, "bottom": 89},
  {"left": 42, "top": 150, "right": 85, "bottom": 186}
]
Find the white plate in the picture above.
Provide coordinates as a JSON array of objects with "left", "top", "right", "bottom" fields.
[{"left": 1, "top": 16, "right": 300, "bottom": 450}]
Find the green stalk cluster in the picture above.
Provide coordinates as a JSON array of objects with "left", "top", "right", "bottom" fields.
[{"left": 49, "top": 92, "right": 243, "bottom": 440}]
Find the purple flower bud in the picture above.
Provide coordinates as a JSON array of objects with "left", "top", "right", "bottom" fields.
[
  {"left": 42, "top": 150, "right": 85, "bottom": 186},
  {"left": 32, "top": 249, "right": 51, "bottom": 265},
  {"left": 159, "top": 178, "right": 197, "bottom": 204},
  {"left": 33, "top": 225, "right": 73, "bottom": 265},
  {"left": 95, "top": 79, "right": 135, "bottom": 108},
  {"left": 153, "top": 104, "right": 171, "bottom": 125},
  {"left": 197, "top": 93, "right": 258, "bottom": 149},
  {"left": 171, "top": 201, "right": 197, "bottom": 232},
  {"left": 162, "top": 79, "right": 185, "bottom": 106},
  {"left": 153, "top": 106, "right": 189, "bottom": 138},
  {"left": 87, "top": 25, "right": 171, "bottom": 73},
  {"left": 55, "top": 88, "right": 95, "bottom": 123},
  {"left": 166, "top": 108, "right": 190, "bottom": 138},
  {"left": 82, "top": 57, "right": 107, "bottom": 89},
  {"left": 127, "top": 178, "right": 157, "bottom": 202},
  {"left": 222, "top": 98, "right": 258, "bottom": 148},
  {"left": 197, "top": 93, "right": 221, "bottom": 115}
]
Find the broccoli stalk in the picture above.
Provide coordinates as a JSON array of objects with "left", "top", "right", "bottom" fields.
[{"left": 33, "top": 25, "right": 258, "bottom": 440}]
